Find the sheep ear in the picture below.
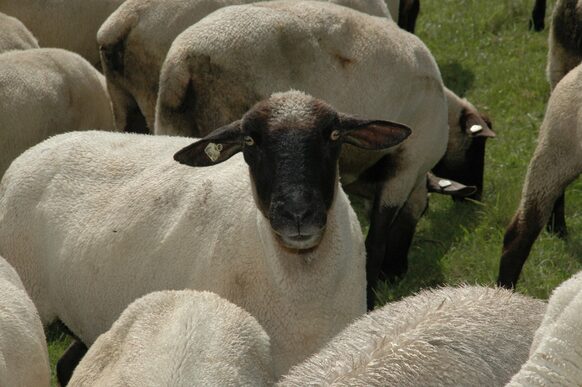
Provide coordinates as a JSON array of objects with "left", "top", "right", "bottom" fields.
[
  {"left": 174, "top": 120, "right": 243, "bottom": 167},
  {"left": 463, "top": 111, "right": 496, "bottom": 138},
  {"left": 339, "top": 114, "right": 411, "bottom": 150},
  {"left": 426, "top": 173, "right": 477, "bottom": 198}
]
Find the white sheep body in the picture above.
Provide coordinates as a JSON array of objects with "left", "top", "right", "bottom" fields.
[
  {"left": 279, "top": 286, "right": 546, "bottom": 386},
  {"left": 0, "top": 12, "right": 38, "bottom": 52},
  {"left": 98, "top": 0, "right": 389, "bottom": 132},
  {"left": 0, "top": 0, "right": 126, "bottom": 67},
  {"left": 0, "top": 255, "right": 50, "bottom": 387},
  {"left": 0, "top": 130, "right": 366, "bottom": 378},
  {"left": 68, "top": 290, "right": 274, "bottom": 386},
  {"left": 0, "top": 48, "right": 115, "bottom": 178},
  {"left": 507, "top": 271, "right": 582, "bottom": 386},
  {"left": 155, "top": 0, "right": 447, "bottom": 207},
  {"left": 547, "top": 0, "right": 582, "bottom": 89}
]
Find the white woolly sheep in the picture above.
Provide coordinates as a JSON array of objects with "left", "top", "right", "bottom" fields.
[
  {"left": 0, "top": 255, "right": 50, "bottom": 387},
  {"left": 547, "top": 0, "right": 581, "bottom": 90},
  {"left": 498, "top": 63, "right": 582, "bottom": 287},
  {"left": 153, "top": 0, "right": 451, "bottom": 308},
  {"left": 507, "top": 271, "right": 582, "bottom": 386},
  {"left": 97, "top": 0, "right": 389, "bottom": 133},
  {"left": 0, "top": 0, "right": 126, "bottom": 67},
  {"left": 0, "top": 48, "right": 115, "bottom": 178},
  {"left": 0, "top": 12, "right": 38, "bottom": 52},
  {"left": 279, "top": 285, "right": 546, "bottom": 386},
  {"left": 0, "top": 91, "right": 411, "bottom": 381},
  {"left": 68, "top": 290, "right": 274, "bottom": 386}
]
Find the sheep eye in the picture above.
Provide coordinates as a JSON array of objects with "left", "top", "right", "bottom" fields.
[
  {"left": 330, "top": 130, "right": 340, "bottom": 141},
  {"left": 244, "top": 136, "right": 255, "bottom": 146}
]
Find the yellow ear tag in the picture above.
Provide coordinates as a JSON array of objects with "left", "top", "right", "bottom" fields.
[{"left": 204, "top": 142, "right": 223, "bottom": 162}]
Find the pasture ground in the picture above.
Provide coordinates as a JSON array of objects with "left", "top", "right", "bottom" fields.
[{"left": 47, "top": 0, "right": 581, "bottom": 384}]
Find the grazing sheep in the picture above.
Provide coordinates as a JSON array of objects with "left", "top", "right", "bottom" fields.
[
  {"left": 432, "top": 87, "right": 496, "bottom": 200},
  {"left": 0, "top": 91, "right": 410, "bottom": 379},
  {"left": 498, "top": 63, "right": 582, "bottom": 288},
  {"left": 0, "top": 12, "right": 38, "bottom": 52},
  {"left": 154, "top": 0, "right": 450, "bottom": 308},
  {"left": 0, "top": 0, "right": 126, "bottom": 67},
  {"left": 0, "top": 255, "right": 50, "bottom": 387},
  {"left": 547, "top": 0, "right": 582, "bottom": 90},
  {"left": 97, "top": 0, "right": 389, "bottom": 133},
  {"left": 278, "top": 286, "right": 546, "bottom": 387},
  {"left": 507, "top": 271, "right": 582, "bottom": 386},
  {"left": 0, "top": 48, "right": 115, "bottom": 178},
  {"left": 530, "top": 0, "right": 547, "bottom": 31},
  {"left": 68, "top": 290, "right": 274, "bottom": 386}
]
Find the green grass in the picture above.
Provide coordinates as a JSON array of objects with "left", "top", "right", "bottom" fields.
[{"left": 46, "top": 0, "right": 582, "bottom": 384}]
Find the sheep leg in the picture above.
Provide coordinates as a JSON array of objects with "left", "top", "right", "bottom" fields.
[
  {"left": 498, "top": 138, "right": 579, "bottom": 288},
  {"left": 381, "top": 182, "right": 428, "bottom": 283},
  {"left": 546, "top": 192, "right": 567, "bottom": 238},
  {"left": 530, "top": 0, "right": 546, "bottom": 31},
  {"left": 57, "top": 340, "right": 88, "bottom": 386},
  {"left": 365, "top": 201, "right": 401, "bottom": 310}
]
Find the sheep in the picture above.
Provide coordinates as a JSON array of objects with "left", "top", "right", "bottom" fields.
[
  {"left": 152, "top": 0, "right": 478, "bottom": 307},
  {"left": 0, "top": 91, "right": 411, "bottom": 381},
  {"left": 97, "top": 0, "right": 389, "bottom": 134},
  {"left": 432, "top": 87, "right": 496, "bottom": 200},
  {"left": 0, "top": 48, "right": 115, "bottom": 178},
  {"left": 530, "top": 0, "right": 547, "bottom": 31},
  {"left": 67, "top": 290, "right": 274, "bottom": 386},
  {"left": 278, "top": 285, "right": 546, "bottom": 386},
  {"left": 507, "top": 271, "right": 582, "bottom": 386},
  {"left": 547, "top": 0, "right": 582, "bottom": 90},
  {"left": 0, "top": 255, "right": 50, "bottom": 387},
  {"left": 0, "top": 0, "right": 126, "bottom": 67},
  {"left": 0, "top": 12, "right": 38, "bottom": 53},
  {"left": 498, "top": 63, "right": 582, "bottom": 288}
]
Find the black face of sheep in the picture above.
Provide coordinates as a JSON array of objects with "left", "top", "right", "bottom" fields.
[
  {"left": 174, "top": 92, "right": 411, "bottom": 251},
  {"left": 433, "top": 110, "right": 494, "bottom": 201}
]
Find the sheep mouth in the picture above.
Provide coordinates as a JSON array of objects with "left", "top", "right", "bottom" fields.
[{"left": 274, "top": 230, "right": 325, "bottom": 251}]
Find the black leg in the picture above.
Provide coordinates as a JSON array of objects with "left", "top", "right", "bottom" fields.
[
  {"left": 546, "top": 193, "right": 567, "bottom": 239},
  {"left": 57, "top": 340, "right": 88, "bottom": 386}
]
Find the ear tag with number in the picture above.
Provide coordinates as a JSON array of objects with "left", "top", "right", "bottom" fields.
[{"left": 204, "top": 142, "right": 223, "bottom": 162}]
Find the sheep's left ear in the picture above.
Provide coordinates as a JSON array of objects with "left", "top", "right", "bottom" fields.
[
  {"left": 174, "top": 120, "right": 243, "bottom": 167},
  {"left": 339, "top": 114, "right": 412, "bottom": 150},
  {"left": 463, "top": 111, "right": 496, "bottom": 138}
]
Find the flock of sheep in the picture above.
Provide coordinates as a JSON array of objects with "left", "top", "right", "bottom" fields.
[{"left": 0, "top": 0, "right": 581, "bottom": 386}]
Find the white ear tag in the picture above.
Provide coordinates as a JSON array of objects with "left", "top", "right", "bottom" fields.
[
  {"left": 204, "top": 142, "right": 223, "bottom": 162},
  {"left": 438, "top": 179, "right": 452, "bottom": 188},
  {"left": 469, "top": 124, "right": 483, "bottom": 134}
]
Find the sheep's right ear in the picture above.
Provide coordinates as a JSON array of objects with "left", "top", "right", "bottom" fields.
[
  {"left": 174, "top": 120, "right": 243, "bottom": 167},
  {"left": 339, "top": 114, "right": 412, "bottom": 150}
]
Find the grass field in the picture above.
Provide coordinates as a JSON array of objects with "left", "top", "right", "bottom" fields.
[{"left": 46, "top": 0, "right": 582, "bottom": 384}]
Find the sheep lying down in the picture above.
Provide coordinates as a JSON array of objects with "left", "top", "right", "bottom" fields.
[
  {"left": 0, "top": 91, "right": 414, "bottom": 381},
  {"left": 68, "top": 290, "right": 274, "bottom": 386},
  {"left": 279, "top": 286, "right": 546, "bottom": 386}
]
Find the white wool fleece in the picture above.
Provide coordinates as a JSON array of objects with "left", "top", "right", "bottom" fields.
[
  {"left": 279, "top": 286, "right": 546, "bottom": 386},
  {"left": 69, "top": 290, "right": 274, "bottom": 386},
  {"left": 0, "top": 48, "right": 116, "bottom": 178},
  {"left": 0, "top": 256, "right": 50, "bottom": 387},
  {"left": 507, "top": 271, "right": 582, "bottom": 386},
  {"left": 98, "top": 0, "right": 389, "bottom": 132},
  {"left": 0, "top": 12, "right": 38, "bottom": 53},
  {"left": 0, "top": 0, "right": 126, "bottom": 67},
  {"left": 0, "top": 130, "right": 366, "bottom": 378}
]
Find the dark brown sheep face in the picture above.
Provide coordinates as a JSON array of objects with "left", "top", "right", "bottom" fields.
[
  {"left": 434, "top": 108, "right": 495, "bottom": 201},
  {"left": 174, "top": 91, "right": 411, "bottom": 250}
]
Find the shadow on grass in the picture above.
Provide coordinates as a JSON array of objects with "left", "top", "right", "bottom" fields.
[
  {"left": 375, "top": 197, "right": 483, "bottom": 306},
  {"left": 440, "top": 61, "right": 475, "bottom": 97}
]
